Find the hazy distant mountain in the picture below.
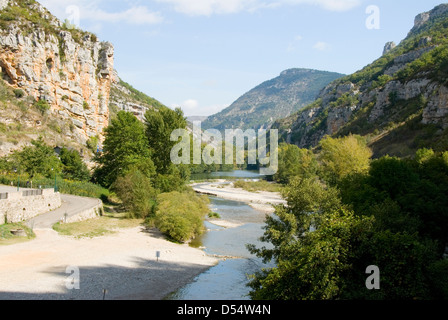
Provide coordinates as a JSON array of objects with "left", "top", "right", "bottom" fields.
[
  {"left": 202, "top": 68, "right": 345, "bottom": 131},
  {"left": 187, "top": 116, "right": 209, "bottom": 123}
]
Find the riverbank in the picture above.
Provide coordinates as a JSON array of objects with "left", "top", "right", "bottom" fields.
[
  {"left": 167, "top": 184, "right": 277, "bottom": 300},
  {"left": 0, "top": 226, "right": 218, "bottom": 300},
  {"left": 191, "top": 180, "right": 286, "bottom": 215},
  {"left": 0, "top": 179, "right": 283, "bottom": 300}
]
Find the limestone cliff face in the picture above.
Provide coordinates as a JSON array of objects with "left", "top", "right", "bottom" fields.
[
  {"left": 109, "top": 74, "right": 152, "bottom": 122},
  {"left": 0, "top": 0, "right": 116, "bottom": 145}
]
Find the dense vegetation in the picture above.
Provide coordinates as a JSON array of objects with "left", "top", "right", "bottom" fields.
[
  {"left": 248, "top": 135, "right": 448, "bottom": 300},
  {"left": 0, "top": 104, "right": 220, "bottom": 243},
  {"left": 0, "top": 136, "right": 109, "bottom": 198},
  {"left": 91, "top": 108, "right": 218, "bottom": 242}
]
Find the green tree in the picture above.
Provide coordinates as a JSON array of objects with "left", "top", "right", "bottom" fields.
[
  {"left": 415, "top": 148, "right": 435, "bottom": 164},
  {"left": 59, "top": 147, "right": 90, "bottom": 181},
  {"left": 248, "top": 148, "right": 448, "bottom": 300},
  {"left": 112, "top": 169, "right": 157, "bottom": 219},
  {"left": 365, "top": 155, "right": 448, "bottom": 251},
  {"left": 93, "top": 111, "right": 153, "bottom": 187},
  {"left": 145, "top": 106, "right": 188, "bottom": 174},
  {"left": 11, "top": 137, "right": 61, "bottom": 178},
  {"left": 153, "top": 165, "right": 189, "bottom": 194},
  {"left": 274, "top": 143, "right": 318, "bottom": 184},
  {"left": 319, "top": 135, "right": 372, "bottom": 184},
  {"left": 343, "top": 230, "right": 439, "bottom": 300},
  {"left": 248, "top": 202, "right": 375, "bottom": 300},
  {"left": 247, "top": 177, "right": 342, "bottom": 266}
]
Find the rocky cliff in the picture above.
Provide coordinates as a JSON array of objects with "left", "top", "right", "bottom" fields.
[
  {"left": 274, "top": 4, "right": 448, "bottom": 157},
  {"left": 202, "top": 68, "right": 344, "bottom": 132},
  {"left": 0, "top": 0, "right": 116, "bottom": 146},
  {"left": 109, "top": 75, "right": 166, "bottom": 123},
  {"left": 0, "top": 0, "right": 169, "bottom": 159}
]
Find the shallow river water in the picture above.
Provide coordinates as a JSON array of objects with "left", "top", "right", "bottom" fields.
[{"left": 167, "top": 195, "right": 274, "bottom": 300}]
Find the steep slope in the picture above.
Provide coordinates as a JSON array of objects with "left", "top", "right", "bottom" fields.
[
  {"left": 0, "top": 0, "right": 167, "bottom": 158},
  {"left": 109, "top": 75, "right": 167, "bottom": 122},
  {"left": 202, "top": 68, "right": 344, "bottom": 131},
  {"left": 0, "top": 0, "right": 115, "bottom": 146},
  {"left": 274, "top": 4, "right": 448, "bottom": 157}
]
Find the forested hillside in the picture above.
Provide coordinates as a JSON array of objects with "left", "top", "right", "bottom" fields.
[{"left": 203, "top": 68, "right": 344, "bottom": 131}]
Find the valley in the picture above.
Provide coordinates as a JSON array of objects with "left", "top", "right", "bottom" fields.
[{"left": 0, "top": 0, "right": 448, "bottom": 304}]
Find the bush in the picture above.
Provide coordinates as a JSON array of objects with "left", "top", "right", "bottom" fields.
[
  {"left": 13, "top": 89, "right": 25, "bottom": 99},
  {"left": 34, "top": 99, "right": 50, "bottom": 115},
  {"left": 154, "top": 191, "right": 210, "bottom": 243},
  {"left": 87, "top": 136, "right": 99, "bottom": 153},
  {"left": 112, "top": 170, "right": 157, "bottom": 219}
]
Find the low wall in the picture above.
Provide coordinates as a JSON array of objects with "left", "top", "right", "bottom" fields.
[
  {"left": 64, "top": 199, "right": 104, "bottom": 224},
  {"left": 0, "top": 189, "right": 62, "bottom": 224}
]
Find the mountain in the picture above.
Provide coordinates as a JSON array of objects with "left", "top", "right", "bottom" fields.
[
  {"left": 202, "top": 68, "right": 345, "bottom": 131},
  {"left": 0, "top": 0, "right": 166, "bottom": 158},
  {"left": 274, "top": 3, "right": 448, "bottom": 158}
]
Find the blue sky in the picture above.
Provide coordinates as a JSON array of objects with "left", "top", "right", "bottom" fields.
[{"left": 40, "top": 0, "right": 446, "bottom": 117}]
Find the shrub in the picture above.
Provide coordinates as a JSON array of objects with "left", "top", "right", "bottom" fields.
[
  {"left": 34, "top": 99, "right": 50, "bottom": 115},
  {"left": 112, "top": 170, "right": 157, "bottom": 219},
  {"left": 154, "top": 191, "right": 210, "bottom": 243},
  {"left": 87, "top": 136, "right": 99, "bottom": 153},
  {"left": 13, "top": 89, "right": 25, "bottom": 99}
]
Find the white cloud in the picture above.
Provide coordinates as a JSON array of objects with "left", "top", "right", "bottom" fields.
[
  {"left": 156, "top": 0, "right": 258, "bottom": 16},
  {"left": 172, "top": 100, "right": 228, "bottom": 116},
  {"left": 172, "top": 99, "right": 200, "bottom": 115},
  {"left": 183, "top": 99, "right": 200, "bottom": 110},
  {"left": 313, "top": 41, "right": 331, "bottom": 51},
  {"left": 86, "top": 6, "right": 164, "bottom": 25},
  {"left": 287, "top": 35, "right": 303, "bottom": 52},
  {"left": 283, "top": 0, "right": 362, "bottom": 12},
  {"left": 40, "top": 0, "right": 164, "bottom": 25},
  {"left": 40, "top": 0, "right": 362, "bottom": 23},
  {"left": 156, "top": 0, "right": 362, "bottom": 16}
]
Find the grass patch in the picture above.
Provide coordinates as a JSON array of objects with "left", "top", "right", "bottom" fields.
[
  {"left": 208, "top": 212, "right": 221, "bottom": 219},
  {"left": 52, "top": 213, "right": 143, "bottom": 239},
  {"left": 0, "top": 223, "right": 35, "bottom": 245},
  {"left": 233, "top": 180, "right": 284, "bottom": 193}
]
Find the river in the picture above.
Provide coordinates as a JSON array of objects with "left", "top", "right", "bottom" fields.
[
  {"left": 190, "top": 169, "right": 265, "bottom": 181},
  {"left": 167, "top": 171, "right": 275, "bottom": 300}
]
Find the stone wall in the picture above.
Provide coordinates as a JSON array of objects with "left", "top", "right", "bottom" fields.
[
  {"left": 64, "top": 198, "right": 103, "bottom": 224},
  {"left": 0, "top": 189, "right": 61, "bottom": 224}
]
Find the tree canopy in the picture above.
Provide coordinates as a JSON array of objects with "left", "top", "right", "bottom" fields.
[{"left": 248, "top": 140, "right": 448, "bottom": 300}]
